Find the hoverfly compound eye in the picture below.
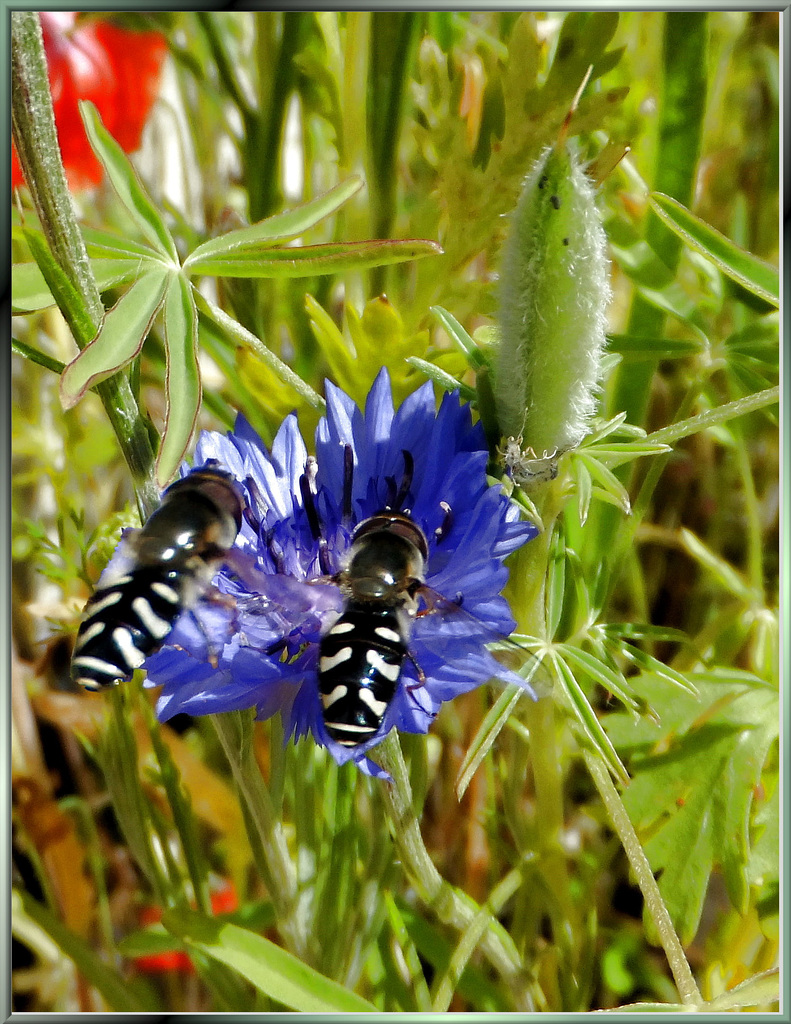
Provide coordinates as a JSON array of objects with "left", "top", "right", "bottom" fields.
[{"left": 351, "top": 511, "right": 429, "bottom": 563}]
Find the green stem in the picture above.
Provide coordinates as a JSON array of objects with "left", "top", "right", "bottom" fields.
[
  {"left": 210, "top": 712, "right": 305, "bottom": 957},
  {"left": 12, "top": 336, "right": 65, "bottom": 375},
  {"left": 373, "top": 732, "right": 531, "bottom": 1006},
  {"left": 11, "top": 12, "right": 159, "bottom": 518},
  {"left": 582, "top": 748, "right": 702, "bottom": 1007}
]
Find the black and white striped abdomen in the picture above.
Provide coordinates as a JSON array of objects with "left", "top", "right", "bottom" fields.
[
  {"left": 71, "top": 566, "right": 185, "bottom": 691},
  {"left": 318, "top": 603, "right": 408, "bottom": 747}
]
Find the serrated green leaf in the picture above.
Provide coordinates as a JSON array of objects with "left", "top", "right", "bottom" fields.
[
  {"left": 605, "top": 676, "right": 778, "bottom": 944},
  {"left": 161, "top": 908, "right": 376, "bottom": 1012},
  {"left": 184, "top": 177, "right": 363, "bottom": 265},
  {"left": 649, "top": 192, "right": 779, "bottom": 307},
  {"left": 80, "top": 101, "right": 178, "bottom": 263},
  {"left": 59, "top": 267, "right": 170, "bottom": 409},
  {"left": 157, "top": 274, "right": 200, "bottom": 487},
  {"left": 552, "top": 653, "right": 629, "bottom": 786},
  {"left": 186, "top": 239, "right": 442, "bottom": 278}
]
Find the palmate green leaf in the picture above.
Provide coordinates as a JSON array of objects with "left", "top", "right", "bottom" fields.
[
  {"left": 157, "top": 274, "right": 201, "bottom": 486},
  {"left": 184, "top": 177, "right": 363, "bottom": 265},
  {"left": 83, "top": 225, "right": 164, "bottom": 260},
  {"left": 604, "top": 676, "right": 779, "bottom": 945},
  {"left": 59, "top": 267, "right": 170, "bottom": 409},
  {"left": 184, "top": 238, "right": 442, "bottom": 278},
  {"left": 649, "top": 192, "right": 779, "bottom": 307},
  {"left": 161, "top": 908, "right": 376, "bottom": 1013},
  {"left": 80, "top": 101, "right": 179, "bottom": 263}
]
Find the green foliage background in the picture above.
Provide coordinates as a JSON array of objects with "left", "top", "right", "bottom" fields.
[{"left": 11, "top": 11, "right": 779, "bottom": 1014}]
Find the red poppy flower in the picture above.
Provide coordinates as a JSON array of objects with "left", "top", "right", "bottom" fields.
[
  {"left": 133, "top": 879, "right": 239, "bottom": 975},
  {"left": 12, "top": 12, "right": 167, "bottom": 190}
]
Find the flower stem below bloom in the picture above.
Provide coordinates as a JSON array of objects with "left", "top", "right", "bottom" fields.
[{"left": 373, "top": 731, "right": 533, "bottom": 1008}]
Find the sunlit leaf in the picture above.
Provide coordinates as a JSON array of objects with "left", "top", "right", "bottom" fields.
[
  {"left": 59, "top": 267, "right": 170, "bottom": 409},
  {"left": 157, "top": 273, "right": 201, "bottom": 486},
  {"left": 161, "top": 908, "right": 376, "bottom": 1012},
  {"left": 80, "top": 101, "right": 178, "bottom": 262},
  {"left": 184, "top": 177, "right": 363, "bottom": 265},
  {"left": 649, "top": 192, "right": 779, "bottom": 307},
  {"left": 185, "top": 238, "right": 442, "bottom": 278}
]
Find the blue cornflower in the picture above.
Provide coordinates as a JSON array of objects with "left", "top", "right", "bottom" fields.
[{"left": 142, "top": 369, "right": 538, "bottom": 777}]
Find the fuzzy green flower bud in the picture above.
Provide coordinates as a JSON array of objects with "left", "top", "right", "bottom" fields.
[{"left": 496, "top": 139, "right": 611, "bottom": 457}]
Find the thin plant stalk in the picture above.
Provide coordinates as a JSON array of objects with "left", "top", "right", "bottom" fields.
[{"left": 11, "top": 12, "right": 160, "bottom": 518}]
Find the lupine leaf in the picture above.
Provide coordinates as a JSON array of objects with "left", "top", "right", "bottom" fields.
[
  {"left": 157, "top": 274, "right": 201, "bottom": 486},
  {"left": 552, "top": 653, "right": 629, "bottom": 786},
  {"left": 59, "top": 267, "right": 170, "bottom": 409},
  {"left": 184, "top": 177, "right": 363, "bottom": 265},
  {"left": 430, "top": 306, "right": 488, "bottom": 369},
  {"left": 13, "top": 258, "right": 150, "bottom": 313},
  {"left": 80, "top": 101, "right": 178, "bottom": 263},
  {"left": 184, "top": 238, "right": 442, "bottom": 278},
  {"left": 405, "top": 357, "right": 476, "bottom": 400},
  {"left": 649, "top": 192, "right": 779, "bottom": 307}
]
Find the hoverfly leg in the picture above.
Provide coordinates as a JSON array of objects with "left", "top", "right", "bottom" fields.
[
  {"left": 393, "top": 450, "right": 414, "bottom": 511},
  {"left": 342, "top": 445, "right": 354, "bottom": 525}
]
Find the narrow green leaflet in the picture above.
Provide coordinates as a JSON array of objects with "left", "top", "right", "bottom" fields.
[
  {"left": 429, "top": 306, "right": 488, "bottom": 369},
  {"left": 576, "top": 452, "right": 631, "bottom": 513},
  {"left": 184, "top": 176, "right": 363, "bottom": 265},
  {"left": 59, "top": 267, "right": 170, "bottom": 409},
  {"left": 559, "top": 643, "right": 640, "bottom": 716},
  {"left": 157, "top": 274, "right": 201, "bottom": 486},
  {"left": 13, "top": 258, "right": 149, "bottom": 313},
  {"left": 185, "top": 238, "right": 442, "bottom": 278},
  {"left": 552, "top": 653, "right": 630, "bottom": 786},
  {"left": 80, "top": 101, "right": 179, "bottom": 263},
  {"left": 161, "top": 909, "right": 376, "bottom": 1013},
  {"left": 456, "top": 682, "right": 533, "bottom": 800},
  {"left": 649, "top": 192, "right": 779, "bottom": 307},
  {"left": 606, "top": 333, "right": 704, "bottom": 361},
  {"left": 83, "top": 228, "right": 163, "bottom": 261},
  {"left": 405, "top": 357, "right": 476, "bottom": 400}
]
